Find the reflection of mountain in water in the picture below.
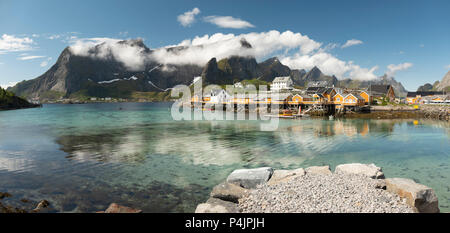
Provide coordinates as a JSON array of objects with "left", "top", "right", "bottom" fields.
[{"left": 55, "top": 119, "right": 409, "bottom": 169}]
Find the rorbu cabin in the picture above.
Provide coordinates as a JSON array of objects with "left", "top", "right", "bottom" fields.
[
  {"left": 332, "top": 93, "right": 345, "bottom": 104},
  {"left": 343, "top": 93, "right": 365, "bottom": 106},
  {"left": 271, "top": 93, "right": 293, "bottom": 105},
  {"left": 291, "top": 94, "right": 303, "bottom": 103},
  {"left": 322, "top": 88, "right": 336, "bottom": 102},
  {"left": 289, "top": 94, "right": 314, "bottom": 105},
  {"left": 312, "top": 93, "right": 325, "bottom": 103},
  {"left": 359, "top": 91, "right": 372, "bottom": 105}
]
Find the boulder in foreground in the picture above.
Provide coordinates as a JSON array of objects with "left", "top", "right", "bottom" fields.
[
  {"left": 210, "top": 182, "right": 249, "bottom": 203},
  {"left": 305, "top": 166, "right": 332, "bottom": 175},
  {"left": 267, "top": 168, "right": 306, "bottom": 185},
  {"left": 226, "top": 167, "right": 273, "bottom": 189},
  {"left": 100, "top": 203, "right": 142, "bottom": 213},
  {"left": 385, "top": 178, "right": 439, "bottom": 213},
  {"left": 335, "top": 163, "right": 385, "bottom": 179},
  {"left": 195, "top": 198, "right": 240, "bottom": 213}
]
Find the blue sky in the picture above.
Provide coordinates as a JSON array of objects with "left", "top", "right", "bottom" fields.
[{"left": 0, "top": 0, "right": 449, "bottom": 90}]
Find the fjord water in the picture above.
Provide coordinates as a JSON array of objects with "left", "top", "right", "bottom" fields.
[{"left": 0, "top": 103, "right": 449, "bottom": 212}]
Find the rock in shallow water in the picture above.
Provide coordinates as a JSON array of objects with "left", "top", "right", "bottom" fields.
[
  {"left": 102, "top": 203, "right": 142, "bottom": 213},
  {"left": 210, "top": 182, "right": 249, "bottom": 203},
  {"left": 385, "top": 178, "right": 439, "bottom": 213},
  {"left": 226, "top": 167, "right": 273, "bottom": 189},
  {"left": 195, "top": 198, "right": 240, "bottom": 213},
  {"left": 335, "top": 163, "right": 385, "bottom": 179}
]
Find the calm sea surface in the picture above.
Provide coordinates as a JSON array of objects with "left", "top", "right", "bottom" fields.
[{"left": 0, "top": 102, "right": 449, "bottom": 212}]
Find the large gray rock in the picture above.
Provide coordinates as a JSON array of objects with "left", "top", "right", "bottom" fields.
[
  {"left": 210, "top": 182, "right": 249, "bottom": 203},
  {"left": 305, "top": 166, "right": 332, "bottom": 175},
  {"left": 195, "top": 198, "right": 240, "bottom": 213},
  {"left": 386, "top": 178, "right": 439, "bottom": 213},
  {"left": 267, "top": 168, "right": 306, "bottom": 185},
  {"left": 335, "top": 163, "right": 385, "bottom": 179},
  {"left": 226, "top": 167, "right": 273, "bottom": 189}
]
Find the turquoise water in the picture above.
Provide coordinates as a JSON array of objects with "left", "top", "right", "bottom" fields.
[{"left": 0, "top": 102, "right": 449, "bottom": 212}]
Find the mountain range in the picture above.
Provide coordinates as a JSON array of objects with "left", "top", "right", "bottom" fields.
[
  {"left": 417, "top": 71, "right": 450, "bottom": 92},
  {"left": 8, "top": 39, "right": 409, "bottom": 101}
]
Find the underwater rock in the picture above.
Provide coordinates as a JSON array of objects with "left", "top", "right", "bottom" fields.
[{"left": 103, "top": 203, "right": 142, "bottom": 213}]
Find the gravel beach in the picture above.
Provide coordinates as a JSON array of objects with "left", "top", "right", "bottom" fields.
[{"left": 238, "top": 173, "right": 416, "bottom": 213}]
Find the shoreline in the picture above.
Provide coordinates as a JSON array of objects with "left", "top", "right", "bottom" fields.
[
  {"left": 33, "top": 101, "right": 450, "bottom": 121},
  {"left": 0, "top": 103, "right": 42, "bottom": 111},
  {"left": 196, "top": 163, "right": 440, "bottom": 213}
]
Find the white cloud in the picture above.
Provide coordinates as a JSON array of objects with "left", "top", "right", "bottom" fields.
[
  {"left": 177, "top": 8, "right": 200, "bottom": 27},
  {"left": 341, "top": 39, "right": 363, "bottom": 48},
  {"left": 18, "top": 55, "right": 46, "bottom": 60},
  {"left": 40, "top": 57, "right": 52, "bottom": 67},
  {"left": 153, "top": 30, "right": 321, "bottom": 66},
  {"left": 281, "top": 52, "right": 378, "bottom": 80},
  {"left": 0, "top": 34, "right": 34, "bottom": 54},
  {"left": 0, "top": 82, "right": 18, "bottom": 89},
  {"left": 204, "top": 16, "right": 255, "bottom": 29},
  {"left": 48, "top": 34, "right": 61, "bottom": 40},
  {"left": 69, "top": 30, "right": 379, "bottom": 80},
  {"left": 386, "top": 62, "right": 413, "bottom": 77},
  {"left": 69, "top": 37, "right": 148, "bottom": 71},
  {"left": 444, "top": 64, "right": 450, "bottom": 69},
  {"left": 419, "top": 44, "right": 425, "bottom": 48}
]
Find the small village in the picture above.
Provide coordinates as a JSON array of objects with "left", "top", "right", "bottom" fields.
[{"left": 190, "top": 76, "right": 450, "bottom": 117}]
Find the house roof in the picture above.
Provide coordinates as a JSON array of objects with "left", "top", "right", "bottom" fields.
[
  {"left": 347, "top": 93, "right": 365, "bottom": 100},
  {"left": 406, "top": 91, "right": 444, "bottom": 97},
  {"left": 306, "top": 87, "right": 324, "bottom": 92},
  {"left": 333, "top": 93, "right": 345, "bottom": 98},
  {"left": 368, "top": 85, "right": 393, "bottom": 95},
  {"left": 272, "top": 76, "right": 292, "bottom": 82}
]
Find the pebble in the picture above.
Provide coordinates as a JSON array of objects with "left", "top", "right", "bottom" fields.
[{"left": 238, "top": 173, "right": 415, "bottom": 213}]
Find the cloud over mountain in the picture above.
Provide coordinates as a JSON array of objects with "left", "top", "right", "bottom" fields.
[
  {"left": 68, "top": 30, "right": 379, "bottom": 80},
  {"left": 69, "top": 37, "right": 149, "bottom": 71}
]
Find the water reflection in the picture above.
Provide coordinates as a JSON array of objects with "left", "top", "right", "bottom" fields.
[
  {"left": 55, "top": 119, "right": 446, "bottom": 168},
  {"left": 2, "top": 102, "right": 448, "bottom": 213}
]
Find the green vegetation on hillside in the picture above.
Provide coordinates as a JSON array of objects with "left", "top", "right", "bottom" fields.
[
  {"left": 217, "top": 58, "right": 232, "bottom": 73},
  {"left": 0, "top": 87, "right": 38, "bottom": 110}
]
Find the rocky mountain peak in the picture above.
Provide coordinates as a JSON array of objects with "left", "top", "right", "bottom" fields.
[
  {"left": 436, "top": 70, "right": 450, "bottom": 91},
  {"left": 240, "top": 38, "right": 252, "bottom": 49}
]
